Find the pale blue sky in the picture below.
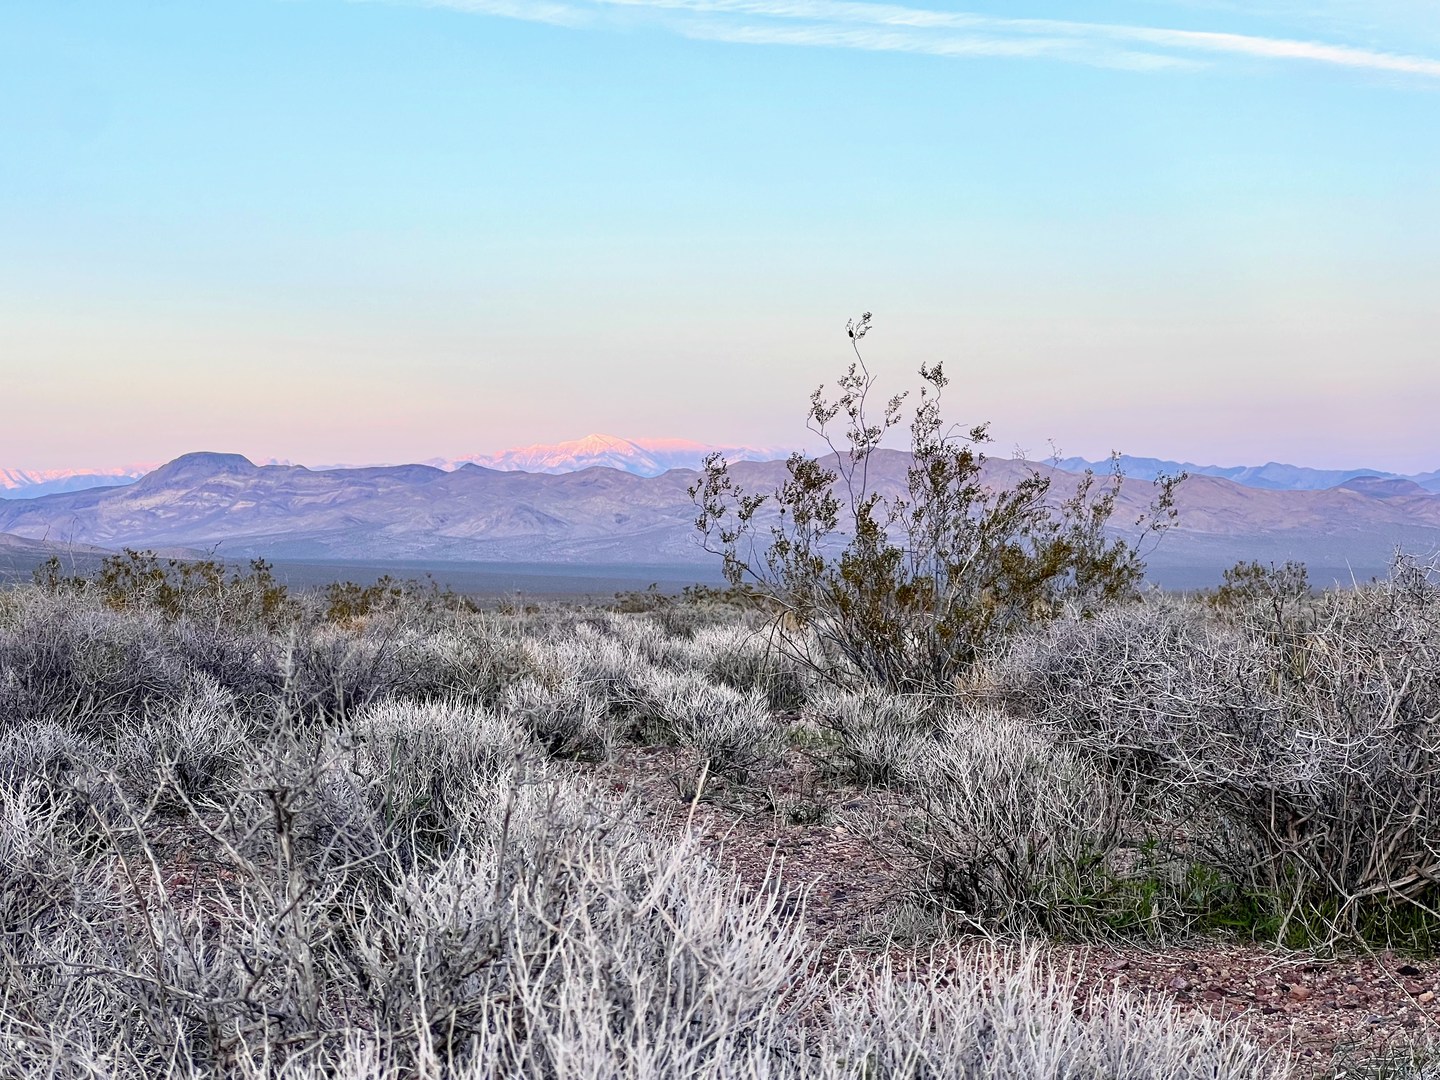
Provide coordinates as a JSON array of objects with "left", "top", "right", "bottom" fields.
[{"left": 2, "top": 0, "right": 1436, "bottom": 472}]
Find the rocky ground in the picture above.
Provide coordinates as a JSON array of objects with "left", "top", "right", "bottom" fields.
[{"left": 603, "top": 744, "right": 1440, "bottom": 1079}]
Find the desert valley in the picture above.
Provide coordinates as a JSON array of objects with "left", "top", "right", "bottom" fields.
[{"left": 2, "top": 436, "right": 1437, "bottom": 592}]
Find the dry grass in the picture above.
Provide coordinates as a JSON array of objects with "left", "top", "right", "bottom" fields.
[{"left": 1, "top": 559, "right": 1436, "bottom": 1076}]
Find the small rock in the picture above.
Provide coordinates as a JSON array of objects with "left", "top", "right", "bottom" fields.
[
  {"left": 1397, "top": 964, "right": 1423, "bottom": 977},
  {"left": 1168, "top": 976, "right": 1191, "bottom": 992},
  {"left": 1289, "top": 984, "right": 1311, "bottom": 1002},
  {"left": 1419, "top": 990, "right": 1436, "bottom": 1005}
]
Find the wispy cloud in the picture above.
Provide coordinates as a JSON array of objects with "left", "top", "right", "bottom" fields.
[
  {"left": 370, "top": 0, "right": 1440, "bottom": 78},
  {"left": 374, "top": 0, "right": 591, "bottom": 27},
  {"left": 667, "top": 20, "right": 1196, "bottom": 72}
]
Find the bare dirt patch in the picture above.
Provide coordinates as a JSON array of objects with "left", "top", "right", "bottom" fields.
[{"left": 601, "top": 744, "right": 1440, "bottom": 1078}]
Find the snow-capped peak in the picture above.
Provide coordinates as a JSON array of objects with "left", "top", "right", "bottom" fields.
[
  {"left": 437, "top": 434, "right": 787, "bottom": 478},
  {"left": 0, "top": 464, "right": 156, "bottom": 500}
]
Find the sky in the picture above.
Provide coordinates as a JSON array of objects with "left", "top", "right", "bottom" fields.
[{"left": 1, "top": 0, "right": 1437, "bottom": 473}]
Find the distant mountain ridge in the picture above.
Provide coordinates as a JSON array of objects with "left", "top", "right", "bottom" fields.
[
  {"left": 0, "top": 465, "right": 153, "bottom": 499},
  {"left": 0, "top": 436, "right": 785, "bottom": 498},
  {"left": 1057, "top": 455, "right": 1440, "bottom": 495},
  {"left": 432, "top": 434, "right": 789, "bottom": 477},
  {"left": 1, "top": 449, "right": 1437, "bottom": 587},
  {"left": 2, "top": 441, "right": 1435, "bottom": 500}
]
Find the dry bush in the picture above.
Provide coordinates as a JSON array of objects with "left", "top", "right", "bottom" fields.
[
  {"left": 896, "top": 707, "right": 1161, "bottom": 938},
  {"left": 0, "top": 741, "right": 816, "bottom": 1077},
  {"left": 820, "top": 943, "right": 1284, "bottom": 1079},
  {"left": 501, "top": 675, "right": 615, "bottom": 760},
  {"left": 0, "top": 739, "right": 1283, "bottom": 1079},
  {"left": 0, "top": 586, "right": 1296, "bottom": 1077},
  {"left": 0, "top": 590, "right": 197, "bottom": 731},
  {"left": 809, "top": 686, "right": 935, "bottom": 786},
  {"left": 113, "top": 676, "right": 251, "bottom": 805},
  {"left": 279, "top": 624, "right": 429, "bottom": 723},
  {"left": 392, "top": 617, "right": 553, "bottom": 704},
  {"left": 347, "top": 699, "right": 537, "bottom": 862},
  {"left": 637, "top": 669, "right": 785, "bottom": 781},
  {"left": 682, "top": 623, "right": 812, "bottom": 712},
  {"left": 550, "top": 623, "right": 657, "bottom": 707},
  {"left": 1001, "top": 555, "right": 1440, "bottom": 946},
  {"left": 1322, "top": 1043, "right": 1440, "bottom": 1080}
]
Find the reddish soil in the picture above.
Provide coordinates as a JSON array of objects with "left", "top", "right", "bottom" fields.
[{"left": 605, "top": 744, "right": 1440, "bottom": 1079}]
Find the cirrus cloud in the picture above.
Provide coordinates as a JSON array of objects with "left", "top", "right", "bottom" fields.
[{"left": 360, "top": 0, "right": 1440, "bottom": 78}]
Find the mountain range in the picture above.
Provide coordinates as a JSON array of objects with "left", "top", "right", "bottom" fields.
[
  {"left": 0, "top": 435, "right": 787, "bottom": 500},
  {"left": 5, "top": 439, "right": 1434, "bottom": 500},
  {"left": 431, "top": 434, "right": 789, "bottom": 478},
  {"left": 0, "top": 465, "right": 154, "bottom": 499},
  {"left": 1058, "top": 455, "right": 1440, "bottom": 494},
  {"left": 1, "top": 449, "right": 1436, "bottom": 588}
]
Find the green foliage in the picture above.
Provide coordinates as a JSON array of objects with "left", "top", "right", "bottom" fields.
[
  {"left": 323, "top": 575, "right": 408, "bottom": 623},
  {"left": 691, "top": 313, "right": 1183, "bottom": 691},
  {"left": 35, "top": 549, "right": 291, "bottom": 629},
  {"left": 1210, "top": 558, "right": 1312, "bottom": 641},
  {"left": 323, "top": 573, "right": 477, "bottom": 624}
]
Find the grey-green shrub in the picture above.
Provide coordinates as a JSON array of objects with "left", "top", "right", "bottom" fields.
[
  {"left": 1001, "top": 557, "right": 1440, "bottom": 946},
  {"left": 113, "top": 676, "right": 250, "bottom": 804},
  {"left": 810, "top": 686, "right": 934, "bottom": 786},
  {"left": 640, "top": 669, "right": 784, "bottom": 780},
  {"left": 900, "top": 708, "right": 1153, "bottom": 937},
  {"left": 502, "top": 675, "right": 615, "bottom": 760}
]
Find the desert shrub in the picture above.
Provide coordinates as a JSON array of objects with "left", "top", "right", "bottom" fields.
[
  {"left": 1000, "top": 598, "right": 1276, "bottom": 785},
  {"left": 0, "top": 772, "right": 117, "bottom": 954},
  {"left": 279, "top": 624, "right": 429, "bottom": 723},
  {"left": 899, "top": 708, "right": 1161, "bottom": 938},
  {"left": 0, "top": 752, "right": 1285, "bottom": 1079},
  {"left": 402, "top": 617, "right": 565, "bottom": 705},
  {"left": 0, "top": 590, "right": 198, "bottom": 732},
  {"left": 1322, "top": 1043, "right": 1440, "bottom": 1080},
  {"left": 0, "top": 588, "right": 295, "bottom": 732},
  {"left": 809, "top": 685, "right": 936, "bottom": 786},
  {"left": 821, "top": 943, "right": 1284, "bottom": 1079},
  {"left": 0, "top": 718, "right": 100, "bottom": 785},
  {"left": 639, "top": 669, "right": 785, "bottom": 781},
  {"left": 35, "top": 549, "right": 293, "bottom": 630},
  {"left": 163, "top": 618, "right": 286, "bottom": 714},
  {"left": 501, "top": 675, "right": 615, "bottom": 761},
  {"left": 348, "top": 782, "right": 810, "bottom": 1077},
  {"left": 322, "top": 574, "right": 477, "bottom": 626},
  {"left": 692, "top": 313, "right": 1181, "bottom": 692},
  {"left": 1003, "top": 555, "right": 1440, "bottom": 947},
  {"left": 684, "top": 623, "right": 812, "bottom": 711},
  {"left": 112, "top": 677, "right": 251, "bottom": 806},
  {"left": 606, "top": 612, "right": 693, "bottom": 669},
  {"left": 322, "top": 576, "right": 407, "bottom": 624},
  {"left": 344, "top": 699, "right": 536, "bottom": 862},
  {"left": 610, "top": 583, "right": 769, "bottom": 638},
  {"left": 551, "top": 622, "right": 658, "bottom": 705},
  {"left": 0, "top": 682, "right": 1292, "bottom": 1079},
  {"left": 1209, "top": 558, "right": 1314, "bottom": 637},
  {"left": 0, "top": 747, "right": 811, "bottom": 1077},
  {"left": 609, "top": 583, "right": 708, "bottom": 639}
]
